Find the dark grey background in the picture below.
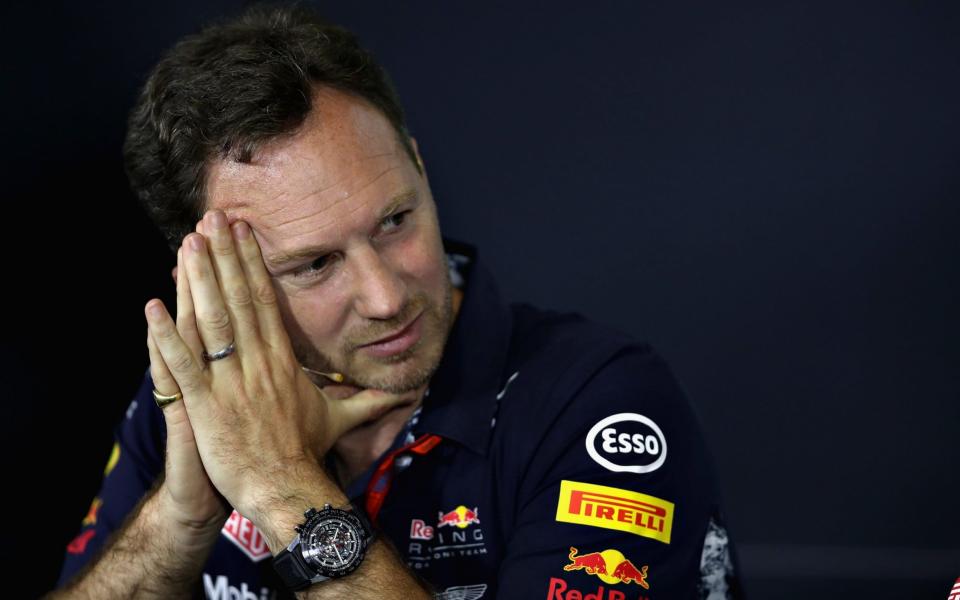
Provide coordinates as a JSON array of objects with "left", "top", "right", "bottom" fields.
[{"left": 2, "top": 1, "right": 957, "bottom": 598}]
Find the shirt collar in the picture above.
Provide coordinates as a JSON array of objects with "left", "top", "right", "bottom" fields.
[{"left": 414, "top": 236, "right": 514, "bottom": 456}]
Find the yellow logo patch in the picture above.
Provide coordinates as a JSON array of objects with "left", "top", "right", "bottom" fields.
[
  {"left": 555, "top": 480, "right": 674, "bottom": 544},
  {"left": 104, "top": 441, "right": 120, "bottom": 476},
  {"left": 82, "top": 497, "right": 102, "bottom": 527}
]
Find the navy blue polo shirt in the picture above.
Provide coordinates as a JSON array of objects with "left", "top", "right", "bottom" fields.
[{"left": 55, "top": 237, "right": 743, "bottom": 599}]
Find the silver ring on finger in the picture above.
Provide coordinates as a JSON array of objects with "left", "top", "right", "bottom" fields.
[{"left": 202, "top": 340, "right": 237, "bottom": 362}]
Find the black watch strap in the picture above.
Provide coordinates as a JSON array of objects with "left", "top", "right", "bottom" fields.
[
  {"left": 272, "top": 501, "right": 375, "bottom": 592},
  {"left": 273, "top": 548, "right": 322, "bottom": 591}
]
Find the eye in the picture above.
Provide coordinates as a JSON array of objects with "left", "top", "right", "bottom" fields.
[
  {"left": 381, "top": 210, "right": 411, "bottom": 233},
  {"left": 293, "top": 255, "right": 333, "bottom": 279},
  {"left": 291, "top": 210, "right": 412, "bottom": 282}
]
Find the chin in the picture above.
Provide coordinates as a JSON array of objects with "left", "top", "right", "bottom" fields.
[
  {"left": 352, "top": 350, "right": 437, "bottom": 394},
  {"left": 349, "top": 320, "right": 448, "bottom": 394}
]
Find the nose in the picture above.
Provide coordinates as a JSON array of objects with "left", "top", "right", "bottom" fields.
[{"left": 351, "top": 244, "right": 407, "bottom": 321}]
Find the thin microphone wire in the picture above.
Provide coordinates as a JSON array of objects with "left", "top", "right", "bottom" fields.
[{"left": 300, "top": 364, "right": 345, "bottom": 383}]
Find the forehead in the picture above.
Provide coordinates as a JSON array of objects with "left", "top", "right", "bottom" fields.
[{"left": 203, "top": 86, "right": 413, "bottom": 251}]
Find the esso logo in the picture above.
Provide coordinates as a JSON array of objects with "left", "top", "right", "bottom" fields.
[{"left": 585, "top": 413, "right": 667, "bottom": 474}]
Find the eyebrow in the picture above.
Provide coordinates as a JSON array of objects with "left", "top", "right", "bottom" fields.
[{"left": 264, "top": 189, "right": 418, "bottom": 271}]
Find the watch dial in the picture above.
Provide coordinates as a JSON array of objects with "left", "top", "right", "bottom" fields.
[{"left": 303, "top": 518, "right": 362, "bottom": 570}]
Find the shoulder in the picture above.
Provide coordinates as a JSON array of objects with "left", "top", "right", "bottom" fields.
[
  {"left": 499, "top": 302, "right": 688, "bottom": 429},
  {"left": 493, "top": 301, "right": 719, "bottom": 507},
  {"left": 487, "top": 304, "right": 734, "bottom": 594}
]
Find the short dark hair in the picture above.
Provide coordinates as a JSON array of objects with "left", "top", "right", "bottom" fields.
[{"left": 123, "top": 2, "right": 421, "bottom": 256}]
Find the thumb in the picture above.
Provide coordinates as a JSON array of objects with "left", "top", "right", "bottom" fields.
[{"left": 333, "top": 388, "right": 415, "bottom": 433}]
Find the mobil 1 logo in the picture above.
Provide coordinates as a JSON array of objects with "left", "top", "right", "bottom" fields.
[{"left": 585, "top": 413, "right": 666, "bottom": 474}]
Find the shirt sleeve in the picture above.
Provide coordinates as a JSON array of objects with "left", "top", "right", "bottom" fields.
[
  {"left": 496, "top": 344, "right": 744, "bottom": 600},
  {"left": 54, "top": 366, "right": 166, "bottom": 589}
]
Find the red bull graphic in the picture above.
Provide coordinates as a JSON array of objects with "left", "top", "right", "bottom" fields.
[
  {"left": 563, "top": 547, "right": 650, "bottom": 589},
  {"left": 407, "top": 508, "right": 488, "bottom": 569},
  {"left": 438, "top": 505, "right": 480, "bottom": 529},
  {"left": 547, "top": 577, "right": 650, "bottom": 600},
  {"left": 564, "top": 547, "right": 607, "bottom": 576},
  {"left": 410, "top": 518, "right": 435, "bottom": 540}
]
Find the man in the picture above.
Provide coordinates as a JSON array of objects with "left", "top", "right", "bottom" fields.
[{"left": 51, "top": 4, "right": 743, "bottom": 599}]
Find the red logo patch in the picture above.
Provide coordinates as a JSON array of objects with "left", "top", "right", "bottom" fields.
[
  {"left": 547, "top": 577, "right": 651, "bottom": 600},
  {"left": 437, "top": 505, "right": 480, "bottom": 529},
  {"left": 67, "top": 530, "right": 96, "bottom": 555},
  {"left": 410, "top": 518, "right": 435, "bottom": 540},
  {"left": 221, "top": 510, "right": 270, "bottom": 562},
  {"left": 947, "top": 576, "right": 960, "bottom": 600}
]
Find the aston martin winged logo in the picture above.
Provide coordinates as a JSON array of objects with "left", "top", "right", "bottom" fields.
[{"left": 434, "top": 583, "right": 487, "bottom": 600}]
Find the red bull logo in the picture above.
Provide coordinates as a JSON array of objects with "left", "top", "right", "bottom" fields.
[
  {"left": 547, "top": 578, "right": 650, "bottom": 600},
  {"left": 563, "top": 547, "right": 650, "bottom": 589},
  {"left": 410, "top": 518, "right": 435, "bottom": 540},
  {"left": 438, "top": 505, "right": 480, "bottom": 529}
]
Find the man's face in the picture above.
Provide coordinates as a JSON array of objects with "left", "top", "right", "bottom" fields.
[{"left": 204, "top": 86, "right": 454, "bottom": 395}]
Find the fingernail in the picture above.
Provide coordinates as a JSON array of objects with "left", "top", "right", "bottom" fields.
[
  {"left": 211, "top": 210, "right": 226, "bottom": 229},
  {"left": 232, "top": 221, "right": 250, "bottom": 239},
  {"left": 147, "top": 301, "right": 162, "bottom": 319},
  {"left": 190, "top": 235, "right": 204, "bottom": 252}
]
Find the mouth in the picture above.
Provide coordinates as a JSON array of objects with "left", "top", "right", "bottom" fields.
[{"left": 357, "top": 311, "right": 424, "bottom": 358}]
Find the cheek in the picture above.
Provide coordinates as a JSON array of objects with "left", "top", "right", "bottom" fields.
[
  {"left": 281, "top": 288, "right": 351, "bottom": 347},
  {"left": 394, "top": 235, "right": 444, "bottom": 290}
]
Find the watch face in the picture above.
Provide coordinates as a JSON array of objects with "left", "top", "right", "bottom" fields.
[{"left": 301, "top": 510, "right": 366, "bottom": 577}]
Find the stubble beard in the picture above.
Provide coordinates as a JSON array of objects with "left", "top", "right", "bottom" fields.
[{"left": 292, "top": 268, "right": 455, "bottom": 395}]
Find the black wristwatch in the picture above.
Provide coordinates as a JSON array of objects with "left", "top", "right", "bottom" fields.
[{"left": 272, "top": 502, "right": 376, "bottom": 591}]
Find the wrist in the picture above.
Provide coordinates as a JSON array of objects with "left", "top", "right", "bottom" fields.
[
  {"left": 271, "top": 502, "right": 375, "bottom": 592},
  {"left": 155, "top": 484, "right": 229, "bottom": 545},
  {"left": 244, "top": 461, "right": 347, "bottom": 554}
]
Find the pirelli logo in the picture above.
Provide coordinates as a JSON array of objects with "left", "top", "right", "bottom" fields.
[{"left": 555, "top": 480, "right": 674, "bottom": 544}]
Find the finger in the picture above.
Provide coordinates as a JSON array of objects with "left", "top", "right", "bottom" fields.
[
  {"left": 182, "top": 232, "right": 241, "bottom": 374},
  {"left": 151, "top": 327, "right": 217, "bottom": 521},
  {"left": 201, "top": 210, "right": 264, "bottom": 367},
  {"left": 149, "top": 326, "right": 194, "bottom": 441},
  {"left": 230, "top": 219, "right": 291, "bottom": 352},
  {"left": 146, "top": 298, "right": 209, "bottom": 400},
  {"left": 333, "top": 389, "right": 415, "bottom": 432},
  {"left": 175, "top": 246, "right": 205, "bottom": 367},
  {"left": 147, "top": 325, "right": 179, "bottom": 397}
]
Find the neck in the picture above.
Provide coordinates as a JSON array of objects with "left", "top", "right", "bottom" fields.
[
  {"left": 330, "top": 285, "right": 464, "bottom": 489},
  {"left": 330, "top": 384, "right": 427, "bottom": 489}
]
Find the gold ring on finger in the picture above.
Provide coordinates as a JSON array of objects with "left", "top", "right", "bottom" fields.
[{"left": 152, "top": 389, "right": 182, "bottom": 409}]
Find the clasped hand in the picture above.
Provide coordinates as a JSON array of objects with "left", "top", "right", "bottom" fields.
[{"left": 145, "top": 209, "right": 409, "bottom": 522}]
